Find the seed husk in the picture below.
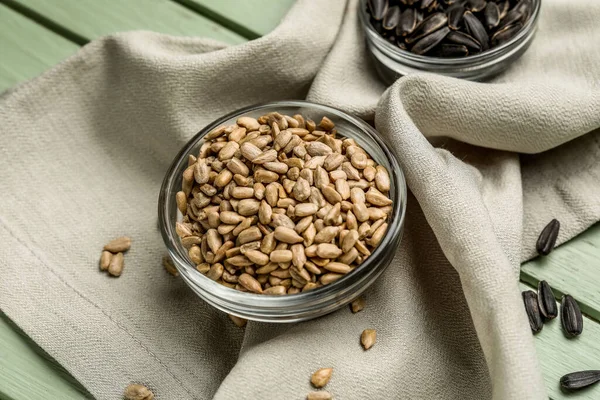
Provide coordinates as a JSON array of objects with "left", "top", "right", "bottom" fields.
[
  {"left": 123, "top": 383, "right": 154, "bottom": 400},
  {"left": 561, "top": 294, "right": 583, "bottom": 337},
  {"left": 522, "top": 290, "right": 543, "bottom": 333},
  {"left": 536, "top": 219, "right": 560, "bottom": 256},
  {"left": 361, "top": 329, "right": 377, "bottom": 350},
  {"left": 103, "top": 236, "right": 131, "bottom": 253},
  {"left": 560, "top": 371, "right": 600, "bottom": 391},
  {"left": 537, "top": 280, "right": 558, "bottom": 320},
  {"left": 311, "top": 368, "right": 333, "bottom": 388}
]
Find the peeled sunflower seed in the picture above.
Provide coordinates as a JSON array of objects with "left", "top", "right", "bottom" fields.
[
  {"left": 522, "top": 290, "right": 543, "bottom": 333},
  {"left": 537, "top": 280, "right": 557, "bottom": 320},
  {"left": 103, "top": 236, "right": 131, "bottom": 253},
  {"left": 306, "top": 391, "right": 332, "bottom": 400},
  {"left": 311, "top": 368, "right": 333, "bottom": 388},
  {"left": 561, "top": 294, "right": 583, "bottom": 337},
  {"left": 361, "top": 329, "right": 377, "bottom": 350},
  {"left": 536, "top": 219, "right": 560, "bottom": 256},
  {"left": 560, "top": 370, "right": 600, "bottom": 391},
  {"left": 123, "top": 384, "right": 154, "bottom": 400}
]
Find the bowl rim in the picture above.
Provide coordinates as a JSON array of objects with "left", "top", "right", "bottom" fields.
[
  {"left": 158, "top": 100, "right": 407, "bottom": 307},
  {"left": 358, "top": 0, "right": 542, "bottom": 64}
]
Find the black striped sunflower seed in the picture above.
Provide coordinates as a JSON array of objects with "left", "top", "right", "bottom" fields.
[
  {"left": 411, "top": 27, "right": 451, "bottom": 55},
  {"left": 383, "top": 6, "right": 401, "bottom": 30},
  {"left": 463, "top": 11, "right": 489, "bottom": 50},
  {"left": 522, "top": 291, "right": 543, "bottom": 333},
  {"left": 446, "top": 30, "right": 482, "bottom": 51},
  {"left": 537, "top": 280, "right": 557, "bottom": 320},
  {"left": 405, "top": 12, "right": 448, "bottom": 44},
  {"left": 560, "top": 371, "right": 600, "bottom": 391},
  {"left": 535, "top": 218, "right": 560, "bottom": 256},
  {"left": 368, "top": 0, "right": 388, "bottom": 20},
  {"left": 397, "top": 8, "right": 418, "bottom": 37},
  {"left": 484, "top": 2, "right": 500, "bottom": 30},
  {"left": 561, "top": 294, "right": 583, "bottom": 337},
  {"left": 446, "top": 4, "right": 465, "bottom": 30},
  {"left": 491, "top": 23, "right": 522, "bottom": 46},
  {"left": 432, "top": 44, "right": 469, "bottom": 57},
  {"left": 467, "top": 0, "right": 486, "bottom": 13}
]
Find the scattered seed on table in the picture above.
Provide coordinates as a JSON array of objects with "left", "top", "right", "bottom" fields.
[
  {"left": 103, "top": 236, "right": 132, "bottom": 253},
  {"left": 536, "top": 219, "right": 560, "bottom": 256},
  {"left": 350, "top": 296, "right": 366, "bottom": 313},
  {"left": 108, "top": 252, "right": 124, "bottom": 277},
  {"left": 560, "top": 370, "right": 600, "bottom": 391},
  {"left": 162, "top": 256, "right": 179, "bottom": 277},
  {"left": 361, "top": 329, "right": 377, "bottom": 350},
  {"left": 537, "top": 280, "right": 557, "bottom": 320},
  {"left": 311, "top": 368, "right": 333, "bottom": 388},
  {"left": 123, "top": 383, "right": 154, "bottom": 400},
  {"left": 228, "top": 314, "right": 247, "bottom": 328},
  {"left": 99, "top": 251, "right": 112, "bottom": 271},
  {"left": 561, "top": 294, "right": 583, "bottom": 337},
  {"left": 306, "top": 391, "right": 332, "bottom": 400},
  {"left": 175, "top": 112, "right": 393, "bottom": 295},
  {"left": 522, "top": 291, "right": 543, "bottom": 333}
]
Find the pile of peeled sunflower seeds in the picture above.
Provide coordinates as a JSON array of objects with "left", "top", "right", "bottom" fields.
[
  {"left": 366, "top": 0, "right": 534, "bottom": 57},
  {"left": 524, "top": 219, "right": 600, "bottom": 392}
]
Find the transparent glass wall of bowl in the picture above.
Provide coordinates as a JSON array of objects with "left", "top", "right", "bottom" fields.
[
  {"left": 359, "top": 0, "right": 541, "bottom": 83},
  {"left": 158, "top": 101, "right": 407, "bottom": 322}
]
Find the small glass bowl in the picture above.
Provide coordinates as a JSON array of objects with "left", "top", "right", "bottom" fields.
[
  {"left": 158, "top": 101, "right": 407, "bottom": 323},
  {"left": 359, "top": 0, "right": 541, "bottom": 83}
]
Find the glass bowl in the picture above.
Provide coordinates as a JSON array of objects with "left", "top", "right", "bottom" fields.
[
  {"left": 359, "top": 0, "right": 541, "bottom": 83},
  {"left": 158, "top": 101, "right": 407, "bottom": 322}
]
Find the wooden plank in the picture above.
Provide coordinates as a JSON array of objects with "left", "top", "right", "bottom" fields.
[
  {"left": 0, "top": 4, "right": 78, "bottom": 92},
  {"left": 0, "top": 313, "right": 90, "bottom": 400},
  {"left": 9, "top": 0, "right": 246, "bottom": 44},
  {"left": 520, "top": 283, "right": 600, "bottom": 400},
  {"left": 175, "top": 0, "right": 296, "bottom": 38},
  {"left": 521, "top": 223, "right": 600, "bottom": 322}
]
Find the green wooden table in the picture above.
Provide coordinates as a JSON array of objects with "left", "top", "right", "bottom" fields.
[{"left": 0, "top": 1, "right": 598, "bottom": 399}]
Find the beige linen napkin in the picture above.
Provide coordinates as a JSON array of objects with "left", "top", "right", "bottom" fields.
[{"left": 1, "top": 0, "right": 599, "bottom": 399}]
